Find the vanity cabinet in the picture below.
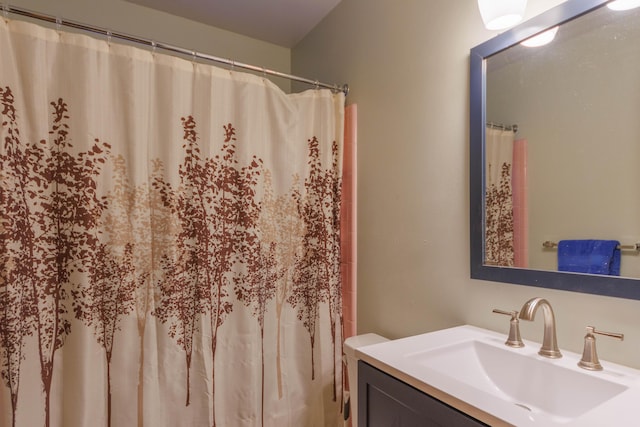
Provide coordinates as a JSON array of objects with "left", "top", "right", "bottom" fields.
[{"left": 357, "top": 361, "right": 488, "bottom": 427}]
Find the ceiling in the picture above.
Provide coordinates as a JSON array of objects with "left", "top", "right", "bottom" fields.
[{"left": 125, "top": 0, "right": 343, "bottom": 48}]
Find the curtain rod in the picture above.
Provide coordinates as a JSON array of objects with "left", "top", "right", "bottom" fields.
[
  {"left": 0, "top": 4, "right": 349, "bottom": 96},
  {"left": 486, "top": 122, "right": 518, "bottom": 133}
]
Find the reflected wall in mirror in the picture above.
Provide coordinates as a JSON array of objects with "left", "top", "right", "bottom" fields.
[{"left": 470, "top": 0, "right": 640, "bottom": 300}]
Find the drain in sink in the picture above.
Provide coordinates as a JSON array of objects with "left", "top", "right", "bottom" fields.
[{"left": 514, "top": 403, "right": 532, "bottom": 412}]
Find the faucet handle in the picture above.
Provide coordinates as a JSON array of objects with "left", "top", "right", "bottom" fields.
[
  {"left": 578, "top": 326, "right": 624, "bottom": 371},
  {"left": 492, "top": 309, "right": 524, "bottom": 348}
]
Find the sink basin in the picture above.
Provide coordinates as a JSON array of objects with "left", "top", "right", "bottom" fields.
[
  {"left": 356, "top": 325, "right": 640, "bottom": 426},
  {"left": 407, "top": 340, "right": 626, "bottom": 422}
]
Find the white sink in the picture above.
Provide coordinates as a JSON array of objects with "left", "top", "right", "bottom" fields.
[
  {"left": 356, "top": 325, "right": 640, "bottom": 426},
  {"left": 407, "top": 339, "right": 626, "bottom": 422}
]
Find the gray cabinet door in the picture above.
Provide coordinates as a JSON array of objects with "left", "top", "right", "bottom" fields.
[{"left": 357, "top": 361, "right": 489, "bottom": 427}]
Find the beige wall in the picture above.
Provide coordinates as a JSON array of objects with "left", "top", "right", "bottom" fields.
[
  {"left": 6, "top": 0, "right": 291, "bottom": 92},
  {"left": 293, "top": 0, "right": 640, "bottom": 369}
]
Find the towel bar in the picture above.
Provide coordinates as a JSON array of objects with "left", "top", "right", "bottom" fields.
[{"left": 542, "top": 241, "right": 640, "bottom": 252}]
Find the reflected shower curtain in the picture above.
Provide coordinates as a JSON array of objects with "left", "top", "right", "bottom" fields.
[
  {"left": 0, "top": 18, "right": 345, "bottom": 427},
  {"left": 484, "top": 126, "right": 528, "bottom": 268}
]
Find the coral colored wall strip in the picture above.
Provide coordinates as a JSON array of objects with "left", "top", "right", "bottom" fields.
[{"left": 341, "top": 104, "right": 357, "bottom": 340}]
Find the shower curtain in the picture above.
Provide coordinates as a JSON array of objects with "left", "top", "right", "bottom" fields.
[
  {"left": 0, "top": 17, "right": 346, "bottom": 427},
  {"left": 484, "top": 126, "right": 528, "bottom": 268}
]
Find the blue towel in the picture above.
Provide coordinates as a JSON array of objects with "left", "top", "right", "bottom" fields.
[{"left": 557, "top": 240, "right": 621, "bottom": 276}]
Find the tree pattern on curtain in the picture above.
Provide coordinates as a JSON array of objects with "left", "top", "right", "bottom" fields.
[
  {"left": 485, "top": 162, "right": 514, "bottom": 267},
  {"left": 288, "top": 136, "right": 342, "bottom": 399},
  {"left": 0, "top": 86, "right": 343, "bottom": 427},
  {"left": 0, "top": 90, "right": 113, "bottom": 427}
]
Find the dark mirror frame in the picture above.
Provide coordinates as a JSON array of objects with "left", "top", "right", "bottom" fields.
[{"left": 470, "top": 0, "right": 640, "bottom": 300}]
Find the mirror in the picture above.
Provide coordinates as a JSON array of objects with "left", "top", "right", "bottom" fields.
[{"left": 470, "top": 0, "right": 640, "bottom": 300}]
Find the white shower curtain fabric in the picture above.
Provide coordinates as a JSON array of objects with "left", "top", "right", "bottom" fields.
[{"left": 0, "top": 18, "right": 344, "bottom": 427}]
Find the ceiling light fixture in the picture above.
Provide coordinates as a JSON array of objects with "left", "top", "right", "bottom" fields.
[
  {"left": 478, "top": 0, "right": 527, "bottom": 30},
  {"left": 521, "top": 26, "right": 559, "bottom": 47},
  {"left": 607, "top": 0, "right": 640, "bottom": 11}
]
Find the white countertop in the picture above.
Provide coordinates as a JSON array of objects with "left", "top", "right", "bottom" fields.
[{"left": 356, "top": 325, "right": 640, "bottom": 426}]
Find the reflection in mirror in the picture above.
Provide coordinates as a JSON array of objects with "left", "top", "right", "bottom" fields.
[
  {"left": 484, "top": 124, "right": 522, "bottom": 268},
  {"left": 470, "top": 0, "right": 640, "bottom": 300},
  {"left": 486, "top": 4, "right": 640, "bottom": 277}
]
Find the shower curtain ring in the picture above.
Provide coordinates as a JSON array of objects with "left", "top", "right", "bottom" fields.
[
  {"left": 151, "top": 40, "right": 157, "bottom": 55},
  {"left": 55, "top": 17, "right": 62, "bottom": 32},
  {"left": 106, "top": 29, "right": 112, "bottom": 45},
  {"left": 1, "top": 4, "right": 9, "bottom": 21},
  {"left": 314, "top": 80, "right": 320, "bottom": 90}
]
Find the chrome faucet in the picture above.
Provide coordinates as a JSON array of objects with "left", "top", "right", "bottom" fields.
[{"left": 518, "top": 297, "right": 562, "bottom": 358}]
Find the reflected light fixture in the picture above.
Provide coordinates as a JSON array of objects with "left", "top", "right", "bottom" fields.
[
  {"left": 478, "top": 0, "right": 527, "bottom": 30},
  {"left": 607, "top": 0, "right": 640, "bottom": 10},
  {"left": 521, "top": 26, "right": 559, "bottom": 47}
]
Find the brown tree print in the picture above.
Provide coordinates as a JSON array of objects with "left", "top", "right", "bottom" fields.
[
  {"left": 152, "top": 238, "right": 205, "bottom": 409},
  {"left": 485, "top": 162, "right": 514, "bottom": 266},
  {"left": 230, "top": 127, "right": 276, "bottom": 426},
  {"left": 289, "top": 136, "right": 343, "bottom": 399},
  {"left": 234, "top": 240, "right": 281, "bottom": 427},
  {"left": 152, "top": 118, "right": 262, "bottom": 427},
  {"left": 0, "top": 86, "right": 35, "bottom": 427},
  {"left": 72, "top": 153, "right": 156, "bottom": 427},
  {"left": 72, "top": 243, "right": 137, "bottom": 427},
  {"left": 152, "top": 117, "right": 210, "bottom": 408},
  {"left": 1, "top": 80, "right": 343, "bottom": 426},
  {"left": 0, "top": 87, "right": 111, "bottom": 427},
  {"left": 258, "top": 170, "right": 304, "bottom": 399},
  {"left": 205, "top": 123, "right": 262, "bottom": 427},
  {"left": 325, "top": 140, "right": 343, "bottom": 402},
  {"left": 0, "top": 238, "right": 31, "bottom": 427}
]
